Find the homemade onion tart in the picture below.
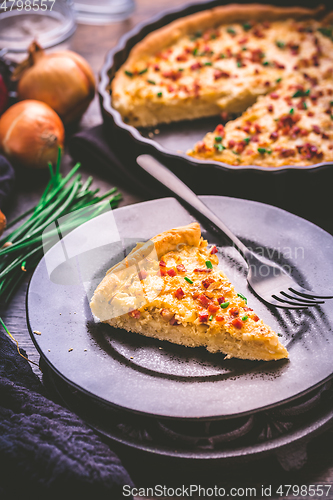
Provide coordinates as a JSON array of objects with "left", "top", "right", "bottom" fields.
[
  {"left": 111, "top": 4, "right": 333, "bottom": 167},
  {"left": 90, "top": 223, "right": 288, "bottom": 361}
]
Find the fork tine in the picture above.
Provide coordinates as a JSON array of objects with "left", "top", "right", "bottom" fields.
[
  {"left": 280, "top": 291, "right": 325, "bottom": 305},
  {"left": 289, "top": 285, "right": 333, "bottom": 299},
  {"left": 270, "top": 295, "right": 308, "bottom": 309}
]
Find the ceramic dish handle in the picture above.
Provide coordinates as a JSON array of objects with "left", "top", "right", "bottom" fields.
[{"left": 136, "top": 154, "right": 251, "bottom": 260}]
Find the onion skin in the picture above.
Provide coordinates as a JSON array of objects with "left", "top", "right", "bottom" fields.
[
  {"left": 0, "top": 100, "right": 65, "bottom": 169},
  {"left": 15, "top": 42, "right": 96, "bottom": 124},
  {"left": 0, "top": 210, "right": 6, "bottom": 237}
]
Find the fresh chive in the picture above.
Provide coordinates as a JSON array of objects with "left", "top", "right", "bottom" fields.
[
  {"left": 331, "top": 115, "right": 333, "bottom": 120},
  {"left": 330, "top": 101, "right": 333, "bottom": 106},
  {"left": 262, "top": 61, "right": 270, "bottom": 66},
  {"left": 227, "top": 27, "right": 236, "bottom": 35},
  {"left": 232, "top": 151, "right": 240, "bottom": 155},
  {"left": 204, "top": 61, "right": 213, "bottom": 66},
  {"left": 317, "top": 27, "right": 333, "bottom": 38},
  {"left": 125, "top": 70, "right": 133, "bottom": 77},
  {"left": 275, "top": 40, "right": 285, "bottom": 49},
  {"left": 292, "top": 89, "right": 310, "bottom": 98},
  {"left": 302, "top": 101, "right": 308, "bottom": 110},
  {"left": 241, "top": 315, "right": 248, "bottom": 321},
  {"left": 220, "top": 301, "right": 230, "bottom": 309},
  {"left": 258, "top": 147, "right": 267, "bottom": 154},
  {"left": 205, "top": 260, "right": 213, "bottom": 269},
  {"left": 139, "top": 68, "right": 148, "bottom": 75},
  {"left": 215, "top": 136, "right": 222, "bottom": 142},
  {"left": 243, "top": 23, "right": 251, "bottom": 31},
  {"left": 209, "top": 314, "right": 213, "bottom": 321},
  {"left": 242, "top": 46, "right": 247, "bottom": 51},
  {"left": 178, "top": 68, "right": 184, "bottom": 71},
  {"left": 157, "top": 92, "right": 163, "bottom": 97},
  {"left": 237, "top": 61, "right": 242, "bottom": 67},
  {"left": 192, "top": 48, "right": 198, "bottom": 56},
  {"left": 211, "top": 33, "right": 216, "bottom": 39},
  {"left": 276, "top": 78, "right": 282, "bottom": 83},
  {"left": 289, "top": 108, "right": 294, "bottom": 114},
  {"left": 219, "top": 53, "right": 225, "bottom": 58},
  {"left": 147, "top": 79, "right": 156, "bottom": 85},
  {"left": 214, "top": 143, "right": 226, "bottom": 152},
  {"left": 243, "top": 137, "right": 250, "bottom": 144},
  {"left": 277, "top": 333, "right": 283, "bottom": 337},
  {"left": 184, "top": 276, "right": 193, "bottom": 284},
  {"left": 237, "top": 293, "right": 247, "bottom": 303}
]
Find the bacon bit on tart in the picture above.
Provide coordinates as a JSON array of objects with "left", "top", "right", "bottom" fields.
[
  {"left": 176, "top": 263, "right": 187, "bottom": 273},
  {"left": 229, "top": 307, "right": 239, "bottom": 316},
  {"left": 267, "top": 104, "right": 274, "bottom": 112},
  {"left": 170, "top": 316, "right": 180, "bottom": 325},
  {"left": 198, "top": 310, "right": 209, "bottom": 322},
  {"left": 160, "top": 308, "right": 174, "bottom": 322},
  {"left": 210, "top": 245, "right": 218, "bottom": 254},
  {"left": 208, "top": 303, "right": 219, "bottom": 314},
  {"left": 128, "top": 309, "right": 141, "bottom": 319},
  {"left": 167, "top": 268, "right": 177, "bottom": 277},
  {"left": 194, "top": 268, "right": 212, "bottom": 273},
  {"left": 252, "top": 314, "right": 260, "bottom": 322},
  {"left": 159, "top": 260, "right": 166, "bottom": 267},
  {"left": 214, "top": 69, "right": 230, "bottom": 80},
  {"left": 198, "top": 294, "right": 211, "bottom": 308},
  {"left": 215, "top": 124, "right": 225, "bottom": 135},
  {"left": 232, "top": 317, "right": 244, "bottom": 329},
  {"left": 202, "top": 277, "right": 215, "bottom": 289},
  {"left": 190, "top": 61, "right": 202, "bottom": 71},
  {"left": 175, "top": 287, "right": 185, "bottom": 299},
  {"left": 162, "top": 70, "right": 182, "bottom": 81},
  {"left": 270, "top": 131, "right": 278, "bottom": 140},
  {"left": 270, "top": 92, "right": 279, "bottom": 99},
  {"left": 217, "top": 296, "right": 226, "bottom": 304},
  {"left": 215, "top": 313, "right": 225, "bottom": 322}
]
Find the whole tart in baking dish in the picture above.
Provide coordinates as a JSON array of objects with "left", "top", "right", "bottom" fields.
[
  {"left": 90, "top": 223, "right": 288, "bottom": 361},
  {"left": 111, "top": 3, "right": 333, "bottom": 167}
]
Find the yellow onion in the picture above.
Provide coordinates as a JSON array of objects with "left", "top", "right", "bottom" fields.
[
  {"left": 0, "top": 100, "right": 65, "bottom": 169},
  {"left": 0, "top": 210, "right": 6, "bottom": 237},
  {"left": 13, "top": 42, "right": 96, "bottom": 124}
]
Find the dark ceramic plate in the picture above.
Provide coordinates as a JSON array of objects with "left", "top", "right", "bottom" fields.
[{"left": 27, "top": 196, "right": 333, "bottom": 420}]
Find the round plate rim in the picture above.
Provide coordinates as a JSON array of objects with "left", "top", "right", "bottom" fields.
[{"left": 26, "top": 195, "right": 333, "bottom": 421}]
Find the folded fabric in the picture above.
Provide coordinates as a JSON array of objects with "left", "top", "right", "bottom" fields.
[
  {"left": 0, "top": 327, "right": 134, "bottom": 499},
  {"left": 68, "top": 125, "right": 166, "bottom": 198},
  {"left": 0, "top": 154, "right": 15, "bottom": 209}
]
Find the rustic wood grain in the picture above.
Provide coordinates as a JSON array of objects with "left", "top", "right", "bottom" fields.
[{"left": 1, "top": 0, "right": 332, "bottom": 489}]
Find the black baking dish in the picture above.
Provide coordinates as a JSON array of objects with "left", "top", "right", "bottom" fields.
[{"left": 98, "top": 0, "right": 333, "bottom": 229}]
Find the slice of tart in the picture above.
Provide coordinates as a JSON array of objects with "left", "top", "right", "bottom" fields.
[
  {"left": 90, "top": 223, "right": 288, "bottom": 361},
  {"left": 188, "top": 75, "right": 333, "bottom": 167}
]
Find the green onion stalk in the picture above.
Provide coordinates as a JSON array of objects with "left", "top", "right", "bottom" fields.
[{"left": 0, "top": 149, "right": 122, "bottom": 304}]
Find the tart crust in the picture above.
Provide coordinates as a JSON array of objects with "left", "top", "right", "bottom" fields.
[{"left": 90, "top": 223, "right": 288, "bottom": 361}]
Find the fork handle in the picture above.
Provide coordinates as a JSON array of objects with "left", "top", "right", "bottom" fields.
[{"left": 136, "top": 154, "right": 251, "bottom": 261}]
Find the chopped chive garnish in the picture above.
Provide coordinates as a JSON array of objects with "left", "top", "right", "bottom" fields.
[
  {"left": 178, "top": 68, "right": 184, "bottom": 71},
  {"left": 242, "top": 46, "right": 247, "bottom": 51},
  {"left": 220, "top": 301, "right": 230, "bottom": 309},
  {"left": 205, "top": 260, "right": 213, "bottom": 269},
  {"left": 227, "top": 27, "right": 236, "bottom": 35},
  {"left": 262, "top": 61, "right": 270, "bottom": 66},
  {"left": 289, "top": 108, "right": 294, "bottom": 114},
  {"left": 241, "top": 315, "right": 248, "bottom": 321},
  {"left": 232, "top": 150, "right": 240, "bottom": 155},
  {"left": 292, "top": 89, "right": 310, "bottom": 98},
  {"left": 243, "top": 23, "right": 251, "bottom": 31},
  {"left": 215, "top": 136, "right": 222, "bottom": 142},
  {"left": 157, "top": 92, "right": 163, "bottom": 98},
  {"left": 243, "top": 137, "right": 250, "bottom": 144},
  {"left": 276, "top": 78, "right": 282, "bottom": 83},
  {"left": 209, "top": 315, "right": 213, "bottom": 321},
  {"left": 302, "top": 101, "right": 308, "bottom": 109},
  {"left": 139, "top": 68, "right": 148, "bottom": 74},
  {"left": 237, "top": 293, "right": 247, "bottom": 303},
  {"left": 237, "top": 61, "right": 242, "bottom": 68},
  {"left": 330, "top": 101, "right": 333, "bottom": 106},
  {"left": 211, "top": 33, "right": 217, "bottom": 39},
  {"left": 277, "top": 333, "right": 283, "bottom": 337},
  {"left": 204, "top": 61, "right": 213, "bottom": 66},
  {"left": 220, "top": 53, "right": 225, "bottom": 58},
  {"left": 147, "top": 79, "right": 156, "bottom": 85},
  {"left": 258, "top": 147, "right": 267, "bottom": 154},
  {"left": 195, "top": 31, "right": 202, "bottom": 38},
  {"left": 275, "top": 40, "right": 285, "bottom": 49},
  {"left": 125, "top": 70, "right": 133, "bottom": 77},
  {"left": 192, "top": 48, "right": 198, "bottom": 56},
  {"left": 331, "top": 115, "right": 333, "bottom": 120},
  {"left": 184, "top": 276, "right": 193, "bottom": 284},
  {"left": 214, "top": 143, "right": 226, "bottom": 152},
  {"left": 317, "top": 27, "right": 333, "bottom": 38}
]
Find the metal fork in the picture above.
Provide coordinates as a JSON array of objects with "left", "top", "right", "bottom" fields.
[{"left": 136, "top": 155, "right": 333, "bottom": 309}]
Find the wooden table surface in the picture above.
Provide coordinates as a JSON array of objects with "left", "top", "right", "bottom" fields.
[{"left": 1, "top": 0, "right": 333, "bottom": 494}]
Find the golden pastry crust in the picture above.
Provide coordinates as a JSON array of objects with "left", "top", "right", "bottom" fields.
[{"left": 90, "top": 223, "right": 288, "bottom": 361}]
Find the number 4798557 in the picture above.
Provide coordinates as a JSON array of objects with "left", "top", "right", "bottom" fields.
[{"left": 0, "top": 0, "right": 55, "bottom": 11}]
